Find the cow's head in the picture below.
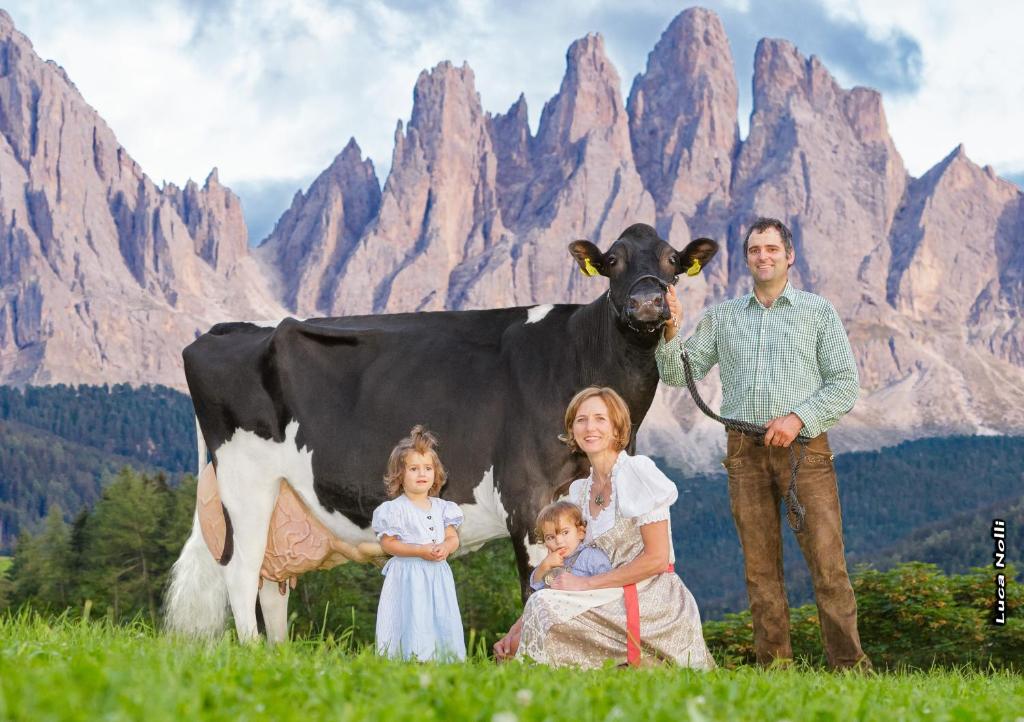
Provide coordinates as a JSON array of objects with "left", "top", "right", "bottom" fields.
[{"left": 569, "top": 223, "right": 718, "bottom": 336}]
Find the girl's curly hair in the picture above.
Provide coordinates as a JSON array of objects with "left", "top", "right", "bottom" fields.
[{"left": 383, "top": 425, "right": 448, "bottom": 498}]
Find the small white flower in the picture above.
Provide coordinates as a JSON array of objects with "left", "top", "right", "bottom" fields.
[
  {"left": 686, "top": 696, "right": 709, "bottom": 722},
  {"left": 515, "top": 689, "right": 533, "bottom": 706},
  {"left": 492, "top": 712, "right": 518, "bottom": 722},
  {"left": 418, "top": 672, "right": 432, "bottom": 688}
]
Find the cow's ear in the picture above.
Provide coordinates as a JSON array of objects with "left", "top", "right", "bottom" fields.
[
  {"left": 568, "top": 241, "right": 607, "bottom": 278},
  {"left": 674, "top": 238, "right": 719, "bottom": 277}
]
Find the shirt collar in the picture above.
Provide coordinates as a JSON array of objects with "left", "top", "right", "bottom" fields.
[{"left": 746, "top": 281, "right": 798, "bottom": 308}]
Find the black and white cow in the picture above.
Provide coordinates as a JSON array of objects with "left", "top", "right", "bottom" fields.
[{"left": 166, "top": 223, "right": 717, "bottom": 641}]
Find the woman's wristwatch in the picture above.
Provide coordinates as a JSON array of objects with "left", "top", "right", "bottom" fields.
[{"left": 543, "top": 566, "right": 567, "bottom": 586}]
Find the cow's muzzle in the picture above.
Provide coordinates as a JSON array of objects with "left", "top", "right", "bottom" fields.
[{"left": 612, "top": 274, "right": 675, "bottom": 334}]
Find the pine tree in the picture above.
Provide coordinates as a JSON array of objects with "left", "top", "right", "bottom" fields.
[
  {"left": 82, "top": 469, "right": 169, "bottom": 623},
  {"left": 6, "top": 505, "right": 74, "bottom": 611}
]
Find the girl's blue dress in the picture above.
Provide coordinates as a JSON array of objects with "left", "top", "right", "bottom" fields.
[{"left": 371, "top": 494, "right": 466, "bottom": 661}]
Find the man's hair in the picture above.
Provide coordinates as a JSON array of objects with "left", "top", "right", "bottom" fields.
[
  {"left": 383, "top": 425, "right": 447, "bottom": 498},
  {"left": 535, "top": 500, "right": 585, "bottom": 540},
  {"left": 743, "top": 217, "right": 793, "bottom": 255}
]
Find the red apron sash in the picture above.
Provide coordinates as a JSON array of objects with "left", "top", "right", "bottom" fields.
[{"left": 624, "top": 564, "right": 675, "bottom": 667}]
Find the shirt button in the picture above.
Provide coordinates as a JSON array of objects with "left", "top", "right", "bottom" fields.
[
  {"left": 429, "top": 526, "right": 434, "bottom": 531},
  {"left": 426, "top": 515, "right": 432, "bottom": 519}
]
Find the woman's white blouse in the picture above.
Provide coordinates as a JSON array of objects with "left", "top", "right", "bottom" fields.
[{"left": 568, "top": 451, "right": 678, "bottom": 559}]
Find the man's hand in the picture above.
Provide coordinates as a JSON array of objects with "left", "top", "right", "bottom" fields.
[
  {"left": 764, "top": 413, "right": 804, "bottom": 447},
  {"left": 663, "top": 286, "right": 683, "bottom": 342}
]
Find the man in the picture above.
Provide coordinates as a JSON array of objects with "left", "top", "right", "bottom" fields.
[{"left": 656, "top": 217, "right": 870, "bottom": 670}]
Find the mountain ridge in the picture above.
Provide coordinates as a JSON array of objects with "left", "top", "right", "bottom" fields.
[{"left": 0, "top": 8, "right": 1021, "bottom": 471}]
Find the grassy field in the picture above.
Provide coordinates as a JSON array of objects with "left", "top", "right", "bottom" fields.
[
  {"left": 0, "top": 615, "right": 1021, "bottom": 722},
  {"left": 0, "top": 556, "right": 10, "bottom": 574}
]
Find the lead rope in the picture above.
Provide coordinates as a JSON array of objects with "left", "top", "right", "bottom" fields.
[{"left": 680, "top": 350, "right": 807, "bottom": 533}]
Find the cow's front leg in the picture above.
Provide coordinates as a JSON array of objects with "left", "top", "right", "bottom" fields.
[{"left": 218, "top": 466, "right": 281, "bottom": 642}]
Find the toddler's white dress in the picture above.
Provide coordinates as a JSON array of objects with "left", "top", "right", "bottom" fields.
[{"left": 371, "top": 495, "right": 466, "bottom": 661}]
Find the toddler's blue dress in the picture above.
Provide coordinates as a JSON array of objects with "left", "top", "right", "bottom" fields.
[{"left": 371, "top": 495, "right": 466, "bottom": 661}]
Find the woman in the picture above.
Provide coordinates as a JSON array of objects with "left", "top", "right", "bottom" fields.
[{"left": 494, "top": 386, "right": 714, "bottom": 669}]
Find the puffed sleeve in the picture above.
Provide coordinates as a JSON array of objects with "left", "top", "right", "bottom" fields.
[
  {"left": 371, "top": 500, "right": 404, "bottom": 539},
  {"left": 615, "top": 454, "right": 678, "bottom": 525},
  {"left": 566, "top": 477, "right": 587, "bottom": 507},
  {"left": 441, "top": 499, "right": 464, "bottom": 528}
]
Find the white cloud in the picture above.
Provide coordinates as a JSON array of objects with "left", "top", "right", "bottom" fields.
[{"left": 824, "top": 0, "right": 1024, "bottom": 176}]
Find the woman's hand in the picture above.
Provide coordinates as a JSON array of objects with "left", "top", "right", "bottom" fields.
[
  {"left": 558, "top": 521, "right": 670, "bottom": 590},
  {"left": 494, "top": 616, "right": 524, "bottom": 661},
  {"left": 549, "top": 572, "right": 592, "bottom": 591}
]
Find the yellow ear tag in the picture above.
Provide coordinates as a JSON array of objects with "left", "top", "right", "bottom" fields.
[
  {"left": 582, "top": 258, "right": 600, "bottom": 277},
  {"left": 685, "top": 258, "right": 702, "bottom": 276}
]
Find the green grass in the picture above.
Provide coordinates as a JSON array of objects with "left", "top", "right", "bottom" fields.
[
  {"left": 0, "top": 556, "right": 10, "bottom": 574},
  {"left": 0, "top": 614, "right": 1021, "bottom": 721}
]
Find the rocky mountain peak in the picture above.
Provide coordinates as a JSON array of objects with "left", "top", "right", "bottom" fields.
[
  {"left": 627, "top": 6, "right": 738, "bottom": 221},
  {"left": 751, "top": 38, "right": 807, "bottom": 109},
  {"left": 536, "top": 33, "right": 629, "bottom": 153},
  {"left": 488, "top": 94, "right": 532, "bottom": 226},
  {"left": 256, "top": 137, "right": 381, "bottom": 315},
  {"left": 3, "top": 8, "right": 1024, "bottom": 468},
  {"left": 316, "top": 57, "right": 507, "bottom": 315},
  {"left": 732, "top": 35, "right": 907, "bottom": 307},
  {"left": 0, "top": 10, "right": 283, "bottom": 387},
  {"left": 842, "top": 86, "right": 891, "bottom": 144},
  {"left": 407, "top": 61, "right": 485, "bottom": 163},
  {"left": 881, "top": 141, "right": 1023, "bottom": 409}
]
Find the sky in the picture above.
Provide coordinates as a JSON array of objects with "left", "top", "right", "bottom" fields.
[{"left": 5, "top": 0, "right": 1023, "bottom": 244}]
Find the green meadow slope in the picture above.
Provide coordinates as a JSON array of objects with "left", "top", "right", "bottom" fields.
[{"left": 0, "top": 616, "right": 1020, "bottom": 722}]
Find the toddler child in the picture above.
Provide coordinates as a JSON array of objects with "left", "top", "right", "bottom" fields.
[
  {"left": 530, "top": 500, "right": 611, "bottom": 590},
  {"left": 371, "top": 425, "right": 465, "bottom": 660}
]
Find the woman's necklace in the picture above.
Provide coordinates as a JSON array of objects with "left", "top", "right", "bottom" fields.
[{"left": 592, "top": 470, "right": 612, "bottom": 507}]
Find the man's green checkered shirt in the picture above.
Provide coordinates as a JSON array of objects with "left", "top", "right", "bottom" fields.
[{"left": 655, "top": 282, "right": 859, "bottom": 438}]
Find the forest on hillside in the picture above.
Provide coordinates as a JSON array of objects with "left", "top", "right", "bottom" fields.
[
  {"left": 1, "top": 384, "right": 1021, "bottom": 613},
  {"left": 664, "top": 435, "right": 1024, "bottom": 614}
]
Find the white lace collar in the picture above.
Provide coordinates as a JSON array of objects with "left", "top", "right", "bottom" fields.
[{"left": 581, "top": 450, "right": 629, "bottom": 522}]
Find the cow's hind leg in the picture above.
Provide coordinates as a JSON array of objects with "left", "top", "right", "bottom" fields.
[
  {"left": 218, "top": 465, "right": 281, "bottom": 642},
  {"left": 258, "top": 582, "right": 290, "bottom": 644}
]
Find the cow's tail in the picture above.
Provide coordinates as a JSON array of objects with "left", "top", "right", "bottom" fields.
[
  {"left": 164, "top": 418, "right": 226, "bottom": 638},
  {"left": 195, "top": 415, "right": 208, "bottom": 475},
  {"left": 165, "top": 515, "right": 227, "bottom": 637}
]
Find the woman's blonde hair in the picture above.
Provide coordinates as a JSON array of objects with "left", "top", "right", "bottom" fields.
[
  {"left": 383, "top": 425, "right": 448, "bottom": 498},
  {"left": 534, "top": 500, "right": 586, "bottom": 540},
  {"left": 557, "top": 386, "right": 632, "bottom": 454}
]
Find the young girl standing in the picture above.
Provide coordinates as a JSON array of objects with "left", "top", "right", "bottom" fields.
[{"left": 371, "top": 425, "right": 465, "bottom": 661}]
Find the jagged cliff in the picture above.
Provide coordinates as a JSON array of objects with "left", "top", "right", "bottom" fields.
[
  {"left": 1, "top": 7, "right": 1021, "bottom": 470},
  {"left": 0, "top": 10, "right": 284, "bottom": 388}
]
